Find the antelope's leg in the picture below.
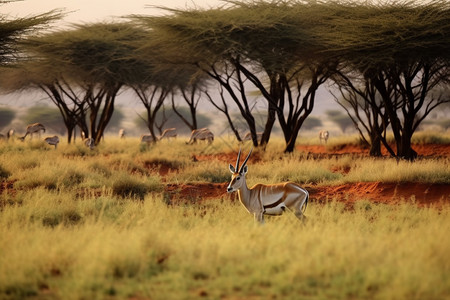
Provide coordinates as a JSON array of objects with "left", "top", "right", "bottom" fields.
[{"left": 254, "top": 212, "right": 265, "bottom": 224}]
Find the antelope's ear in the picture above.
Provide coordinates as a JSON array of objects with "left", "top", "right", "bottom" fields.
[
  {"left": 229, "top": 164, "right": 236, "bottom": 173},
  {"left": 240, "top": 165, "right": 248, "bottom": 175}
]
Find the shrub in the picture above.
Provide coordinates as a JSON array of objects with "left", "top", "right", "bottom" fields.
[
  {"left": 59, "top": 170, "right": 85, "bottom": 187},
  {"left": 0, "top": 164, "right": 10, "bottom": 179},
  {"left": 42, "top": 210, "right": 83, "bottom": 228},
  {"left": 111, "top": 173, "right": 161, "bottom": 200}
]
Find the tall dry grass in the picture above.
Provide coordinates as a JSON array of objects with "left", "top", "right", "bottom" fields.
[
  {"left": 0, "top": 133, "right": 449, "bottom": 299},
  {"left": 1, "top": 193, "right": 449, "bottom": 299}
]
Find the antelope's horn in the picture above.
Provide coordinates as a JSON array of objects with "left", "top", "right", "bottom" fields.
[
  {"left": 239, "top": 148, "right": 253, "bottom": 173},
  {"left": 235, "top": 147, "right": 242, "bottom": 170}
]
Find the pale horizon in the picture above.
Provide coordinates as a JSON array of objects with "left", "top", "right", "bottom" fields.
[{"left": 2, "top": 0, "right": 224, "bottom": 25}]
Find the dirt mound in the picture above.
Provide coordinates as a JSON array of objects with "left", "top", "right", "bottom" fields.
[
  {"left": 164, "top": 182, "right": 232, "bottom": 204},
  {"left": 297, "top": 143, "right": 450, "bottom": 158},
  {"left": 411, "top": 143, "right": 450, "bottom": 157},
  {"left": 310, "top": 182, "right": 449, "bottom": 208}
]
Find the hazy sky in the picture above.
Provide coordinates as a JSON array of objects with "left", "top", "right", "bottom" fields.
[{"left": 3, "top": 0, "right": 223, "bottom": 25}]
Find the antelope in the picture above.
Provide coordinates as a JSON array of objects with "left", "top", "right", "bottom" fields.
[
  {"left": 140, "top": 134, "right": 157, "bottom": 145},
  {"left": 242, "top": 131, "right": 263, "bottom": 143},
  {"left": 159, "top": 128, "right": 177, "bottom": 141},
  {"left": 227, "top": 148, "right": 309, "bottom": 224},
  {"left": 7, "top": 129, "right": 15, "bottom": 139},
  {"left": 187, "top": 128, "right": 214, "bottom": 144},
  {"left": 44, "top": 135, "right": 59, "bottom": 149},
  {"left": 84, "top": 138, "right": 95, "bottom": 150},
  {"left": 118, "top": 128, "right": 125, "bottom": 139},
  {"left": 19, "top": 123, "right": 46, "bottom": 141},
  {"left": 319, "top": 130, "right": 329, "bottom": 144},
  {"left": 0, "top": 134, "right": 5, "bottom": 141}
]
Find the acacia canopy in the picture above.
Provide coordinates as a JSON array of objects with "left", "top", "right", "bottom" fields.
[
  {"left": 134, "top": 0, "right": 334, "bottom": 152},
  {"left": 0, "top": 5, "right": 62, "bottom": 66}
]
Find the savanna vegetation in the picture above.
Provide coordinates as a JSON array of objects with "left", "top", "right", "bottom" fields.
[
  {"left": 0, "top": 1, "right": 449, "bottom": 298},
  {"left": 1, "top": 0, "right": 449, "bottom": 158},
  {"left": 0, "top": 134, "right": 449, "bottom": 299}
]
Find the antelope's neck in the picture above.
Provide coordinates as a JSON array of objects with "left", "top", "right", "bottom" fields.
[{"left": 237, "top": 180, "right": 252, "bottom": 211}]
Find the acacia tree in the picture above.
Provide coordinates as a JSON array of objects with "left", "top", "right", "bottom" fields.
[
  {"left": 325, "top": 1, "right": 450, "bottom": 160},
  {"left": 17, "top": 22, "right": 146, "bottom": 144},
  {"left": 135, "top": 1, "right": 334, "bottom": 152}
]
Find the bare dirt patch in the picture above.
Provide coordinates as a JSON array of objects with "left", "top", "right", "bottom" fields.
[
  {"left": 309, "top": 182, "right": 449, "bottom": 208},
  {"left": 164, "top": 182, "right": 232, "bottom": 204},
  {"left": 297, "top": 143, "right": 450, "bottom": 158},
  {"left": 143, "top": 159, "right": 180, "bottom": 176}
]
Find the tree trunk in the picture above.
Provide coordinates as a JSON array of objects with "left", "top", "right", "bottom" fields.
[
  {"left": 369, "top": 132, "right": 382, "bottom": 157},
  {"left": 260, "top": 105, "right": 276, "bottom": 148},
  {"left": 397, "top": 128, "right": 417, "bottom": 161},
  {"left": 146, "top": 111, "right": 159, "bottom": 143},
  {"left": 283, "top": 117, "right": 304, "bottom": 153}
]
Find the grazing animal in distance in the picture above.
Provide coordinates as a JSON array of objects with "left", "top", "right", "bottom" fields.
[
  {"left": 44, "top": 135, "right": 60, "bottom": 149},
  {"left": 186, "top": 128, "right": 214, "bottom": 144},
  {"left": 84, "top": 138, "right": 95, "bottom": 150},
  {"left": 227, "top": 148, "right": 309, "bottom": 224},
  {"left": 7, "top": 129, "right": 15, "bottom": 139},
  {"left": 242, "top": 131, "right": 263, "bottom": 143},
  {"left": 319, "top": 130, "right": 329, "bottom": 144},
  {"left": 118, "top": 128, "right": 125, "bottom": 139},
  {"left": 159, "top": 128, "right": 177, "bottom": 141},
  {"left": 140, "top": 134, "right": 154, "bottom": 144},
  {"left": 19, "top": 123, "right": 46, "bottom": 141}
]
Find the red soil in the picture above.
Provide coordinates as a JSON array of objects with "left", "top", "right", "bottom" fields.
[
  {"left": 165, "top": 182, "right": 231, "bottom": 204},
  {"left": 310, "top": 182, "right": 449, "bottom": 208},
  {"left": 296, "top": 143, "right": 450, "bottom": 158}
]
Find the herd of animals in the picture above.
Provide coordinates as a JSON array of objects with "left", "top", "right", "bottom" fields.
[
  {"left": 0, "top": 123, "right": 90, "bottom": 149},
  {"left": 0, "top": 123, "right": 330, "bottom": 149}
]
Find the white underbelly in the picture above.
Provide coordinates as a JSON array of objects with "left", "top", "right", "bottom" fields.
[{"left": 264, "top": 203, "right": 286, "bottom": 216}]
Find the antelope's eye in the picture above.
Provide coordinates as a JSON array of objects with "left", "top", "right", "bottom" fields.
[{"left": 236, "top": 177, "right": 240, "bottom": 181}]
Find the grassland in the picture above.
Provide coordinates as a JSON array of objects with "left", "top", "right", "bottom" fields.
[{"left": 0, "top": 134, "right": 449, "bottom": 300}]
